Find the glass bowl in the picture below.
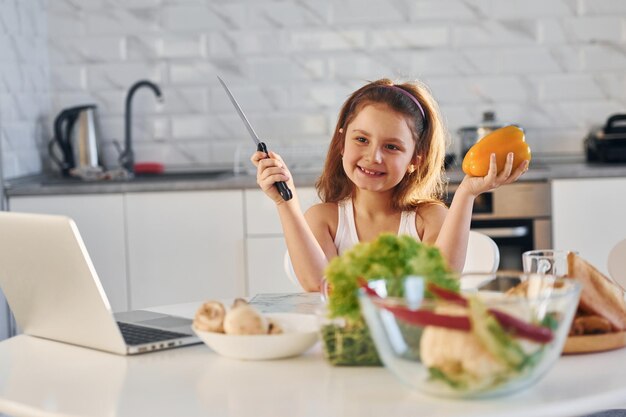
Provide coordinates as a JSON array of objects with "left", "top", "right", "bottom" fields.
[{"left": 358, "top": 272, "right": 581, "bottom": 398}]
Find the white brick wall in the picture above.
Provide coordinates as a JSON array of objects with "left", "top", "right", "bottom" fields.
[
  {"left": 3, "top": 0, "right": 626, "bottom": 177},
  {"left": 0, "top": 0, "right": 50, "bottom": 179}
]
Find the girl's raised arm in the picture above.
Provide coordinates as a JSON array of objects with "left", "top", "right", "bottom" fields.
[
  {"left": 250, "top": 151, "right": 332, "bottom": 291},
  {"left": 434, "top": 153, "right": 529, "bottom": 271}
]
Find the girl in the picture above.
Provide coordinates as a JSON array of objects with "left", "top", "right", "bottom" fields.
[{"left": 252, "top": 78, "right": 529, "bottom": 292}]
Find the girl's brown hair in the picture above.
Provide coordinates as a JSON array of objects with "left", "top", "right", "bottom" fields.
[{"left": 316, "top": 78, "right": 448, "bottom": 211}]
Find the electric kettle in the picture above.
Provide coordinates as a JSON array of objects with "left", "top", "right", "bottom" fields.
[{"left": 48, "top": 104, "right": 103, "bottom": 177}]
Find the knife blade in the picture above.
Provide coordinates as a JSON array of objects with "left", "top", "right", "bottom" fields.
[{"left": 217, "top": 76, "right": 292, "bottom": 201}]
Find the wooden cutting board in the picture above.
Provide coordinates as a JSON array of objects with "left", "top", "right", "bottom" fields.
[{"left": 563, "top": 331, "right": 626, "bottom": 354}]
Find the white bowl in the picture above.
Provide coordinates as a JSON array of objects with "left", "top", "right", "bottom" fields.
[{"left": 193, "top": 313, "right": 320, "bottom": 360}]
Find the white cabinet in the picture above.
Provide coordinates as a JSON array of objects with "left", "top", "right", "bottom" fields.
[
  {"left": 125, "top": 190, "right": 245, "bottom": 309},
  {"left": 246, "top": 237, "right": 301, "bottom": 295},
  {"left": 244, "top": 188, "right": 321, "bottom": 294},
  {"left": 7, "top": 186, "right": 313, "bottom": 307},
  {"left": 8, "top": 194, "right": 128, "bottom": 312},
  {"left": 552, "top": 178, "right": 626, "bottom": 275}
]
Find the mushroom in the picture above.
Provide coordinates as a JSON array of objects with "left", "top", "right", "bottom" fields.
[
  {"left": 193, "top": 301, "right": 226, "bottom": 333},
  {"left": 232, "top": 298, "right": 249, "bottom": 308},
  {"left": 268, "top": 318, "right": 283, "bottom": 335},
  {"left": 223, "top": 303, "right": 269, "bottom": 335}
]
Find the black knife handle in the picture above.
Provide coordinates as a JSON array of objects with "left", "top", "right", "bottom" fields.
[{"left": 257, "top": 142, "right": 293, "bottom": 201}]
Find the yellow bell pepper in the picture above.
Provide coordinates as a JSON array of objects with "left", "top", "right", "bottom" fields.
[{"left": 462, "top": 125, "right": 531, "bottom": 177}]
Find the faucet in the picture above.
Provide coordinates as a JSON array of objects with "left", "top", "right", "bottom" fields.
[{"left": 119, "top": 80, "right": 163, "bottom": 176}]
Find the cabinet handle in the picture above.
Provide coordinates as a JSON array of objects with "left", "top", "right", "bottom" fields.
[{"left": 472, "top": 226, "right": 529, "bottom": 238}]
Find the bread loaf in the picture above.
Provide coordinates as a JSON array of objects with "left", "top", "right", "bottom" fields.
[{"left": 566, "top": 253, "right": 626, "bottom": 331}]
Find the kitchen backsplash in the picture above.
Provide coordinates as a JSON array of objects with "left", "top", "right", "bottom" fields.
[
  {"left": 0, "top": 0, "right": 50, "bottom": 179},
  {"left": 2, "top": 0, "right": 626, "bottom": 178}
]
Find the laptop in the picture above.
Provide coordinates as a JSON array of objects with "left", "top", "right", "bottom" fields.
[{"left": 0, "top": 211, "right": 200, "bottom": 355}]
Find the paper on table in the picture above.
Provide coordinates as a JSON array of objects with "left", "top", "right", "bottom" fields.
[{"left": 249, "top": 292, "right": 323, "bottom": 315}]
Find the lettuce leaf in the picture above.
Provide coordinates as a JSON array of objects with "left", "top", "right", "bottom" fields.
[{"left": 325, "top": 234, "right": 457, "bottom": 322}]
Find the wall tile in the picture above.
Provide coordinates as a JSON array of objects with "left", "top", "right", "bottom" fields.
[
  {"left": 561, "top": 17, "right": 623, "bottom": 42},
  {"left": 0, "top": 36, "right": 19, "bottom": 64},
  {"left": 369, "top": 26, "right": 449, "bottom": 49},
  {"left": 411, "top": 0, "right": 479, "bottom": 20},
  {"left": 452, "top": 20, "right": 539, "bottom": 47},
  {"left": 0, "top": 1, "right": 21, "bottom": 34},
  {"left": 127, "top": 34, "right": 207, "bottom": 60},
  {"left": 85, "top": 8, "right": 161, "bottom": 35},
  {"left": 171, "top": 115, "right": 214, "bottom": 140},
  {"left": 162, "top": 4, "right": 246, "bottom": 32},
  {"left": 169, "top": 61, "right": 249, "bottom": 85},
  {"left": 86, "top": 63, "right": 165, "bottom": 90},
  {"left": 246, "top": 2, "right": 329, "bottom": 29},
  {"left": 48, "top": 8, "right": 85, "bottom": 36},
  {"left": 332, "top": 0, "right": 407, "bottom": 24},
  {"left": 490, "top": 0, "right": 575, "bottom": 19},
  {"left": 463, "top": 46, "right": 562, "bottom": 74},
  {"left": 539, "top": 74, "right": 606, "bottom": 101},
  {"left": 291, "top": 30, "right": 366, "bottom": 51},
  {"left": 330, "top": 53, "right": 412, "bottom": 81},
  {"left": 410, "top": 50, "right": 472, "bottom": 76},
  {"left": 210, "top": 84, "right": 289, "bottom": 112},
  {"left": 50, "top": 36, "right": 125, "bottom": 64},
  {"left": 581, "top": 0, "right": 626, "bottom": 15},
  {"left": 0, "top": 93, "right": 19, "bottom": 121},
  {"left": 210, "top": 31, "right": 290, "bottom": 57},
  {"left": 583, "top": 45, "right": 626, "bottom": 71},
  {"left": 0, "top": 64, "right": 22, "bottom": 92},
  {"left": 50, "top": 65, "right": 87, "bottom": 91},
  {"left": 427, "top": 75, "right": 531, "bottom": 104},
  {"left": 248, "top": 57, "right": 326, "bottom": 82}
]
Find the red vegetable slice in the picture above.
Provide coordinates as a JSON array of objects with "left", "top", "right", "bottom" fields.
[
  {"left": 358, "top": 279, "right": 554, "bottom": 344},
  {"left": 488, "top": 309, "right": 553, "bottom": 343},
  {"left": 426, "top": 283, "right": 553, "bottom": 343},
  {"left": 380, "top": 303, "right": 471, "bottom": 331}
]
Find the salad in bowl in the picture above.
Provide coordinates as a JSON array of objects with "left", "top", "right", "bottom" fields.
[{"left": 359, "top": 272, "right": 581, "bottom": 398}]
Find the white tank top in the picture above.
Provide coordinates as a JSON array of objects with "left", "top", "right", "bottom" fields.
[{"left": 333, "top": 199, "right": 421, "bottom": 255}]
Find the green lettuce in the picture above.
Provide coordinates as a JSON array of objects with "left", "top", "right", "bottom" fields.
[{"left": 324, "top": 234, "right": 458, "bottom": 323}]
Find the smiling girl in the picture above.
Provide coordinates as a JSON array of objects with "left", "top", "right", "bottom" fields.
[{"left": 251, "top": 79, "right": 529, "bottom": 291}]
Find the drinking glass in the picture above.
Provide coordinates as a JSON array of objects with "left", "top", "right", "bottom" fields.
[{"left": 522, "top": 249, "right": 575, "bottom": 277}]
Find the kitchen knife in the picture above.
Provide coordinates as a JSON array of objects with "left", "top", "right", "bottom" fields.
[{"left": 217, "top": 76, "right": 292, "bottom": 201}]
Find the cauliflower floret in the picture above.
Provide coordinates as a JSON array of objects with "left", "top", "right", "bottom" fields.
[
  {"left": 420, "top": 304, "right": 508, "bottom": 384},
  {"left": 420, "top": 326, "right": 508, "bottom": 381}
]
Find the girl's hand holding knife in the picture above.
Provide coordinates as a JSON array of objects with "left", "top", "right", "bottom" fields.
[
  {"left": 217, "top": 75, "right": 293, "bottom": 202},
  {"left": 251, "top": 151, "right": 295, "bottom": 205}
]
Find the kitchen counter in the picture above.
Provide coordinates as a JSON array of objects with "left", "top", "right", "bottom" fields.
[
  {"left": 1, "top": 299, "right": 626, "bottom": 417},
  {"left": 5, "top": 157, "right": 626, "bottom": 197}
]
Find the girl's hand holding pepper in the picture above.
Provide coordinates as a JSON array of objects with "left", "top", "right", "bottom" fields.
[{"left": 459, "top": 152, "right": 529, "bottom": 198}]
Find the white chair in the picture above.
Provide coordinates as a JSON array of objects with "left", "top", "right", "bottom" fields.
[
  {"left": 459, "top": 231, "right": 500, "bottom": 291},
  {"left": 607, "top": 238, "right": 626, "bottom": 289},
  {"left": 284, "top": 230, "right": 500, "bottom": 290},
  {"left": 463, "top": 230, "right": 500, "bottom": 274},
  {"left": 284, "top": 251, "right": 302, "bottom": 289}
]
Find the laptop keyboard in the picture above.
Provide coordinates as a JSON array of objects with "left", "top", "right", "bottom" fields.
[{"left": 117, "top": 321, "right": 189, "bottom": 346}]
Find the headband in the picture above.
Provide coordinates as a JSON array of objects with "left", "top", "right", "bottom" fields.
[{"left": 388, "top": 85, "right": 426, "bottom": 120}]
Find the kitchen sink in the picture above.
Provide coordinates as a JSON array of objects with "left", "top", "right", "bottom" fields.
[
  {"left": 40, "top": 169, "right": 235, "bottom": 185},
  {"left": 131, "top": 169, "right": 235, "bottom": 182}
]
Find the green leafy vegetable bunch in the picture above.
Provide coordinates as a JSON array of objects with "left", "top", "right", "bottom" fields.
[{"left": 324, "top": 233, "right": 458, "bottom": 323}]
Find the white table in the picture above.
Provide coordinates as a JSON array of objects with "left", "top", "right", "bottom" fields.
[{"left": 1, "top": 300, "right": 626, "bottom": 417}]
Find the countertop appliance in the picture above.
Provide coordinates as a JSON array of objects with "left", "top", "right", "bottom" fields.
[
  {"left": 457, "top": 111, "right": 503, "bottom": 157},
  {"left": 585, "top": 114, "right": 626, "bottom": 163},
  {"left": 48, "top": 104, "right": 103, "bottom": 177},
  {"left": 445, "top": 181, "right": 551, "bottom": 270}
]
